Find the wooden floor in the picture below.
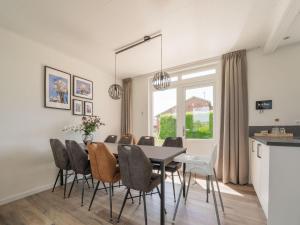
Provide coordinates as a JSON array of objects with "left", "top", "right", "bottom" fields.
[{"left": 0, "top": 177, "right": 266, "bottom": 225}]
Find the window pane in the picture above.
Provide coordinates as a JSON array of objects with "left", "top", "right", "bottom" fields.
[
  {"left": 182, "top": 69, "right": 216, "bottom": 80},
  {"left": 185, "top": 86, "right": 213, "bottom": 139},
  {"left": 153, "top": 88, "right": 177, "bottom": 145}
]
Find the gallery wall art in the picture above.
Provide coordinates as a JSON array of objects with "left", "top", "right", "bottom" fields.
[
  {"left": 73, "top": 76, "right": 93, "bottom": 99},
  {"left": 44, "top": 66, "right": 71, "bottom": 110},
  {"left": 73, "top": 99, "right": 83, "bottom": 115},
  {"left": 84, "top": 101, "right": 93, "bottom": 116}
]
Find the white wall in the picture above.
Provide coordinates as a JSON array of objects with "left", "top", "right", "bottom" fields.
[
  {"left": 248, "top": 44, "right": 300, "bottom": 126},
  {"left": 0, "top": 27, "right": 121, "bottom": 205}
]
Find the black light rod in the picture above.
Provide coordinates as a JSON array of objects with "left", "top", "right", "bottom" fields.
[{"left": 115, "top": 33, "right": 162, "bottom": 55}]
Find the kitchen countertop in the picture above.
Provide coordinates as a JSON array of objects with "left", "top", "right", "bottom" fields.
[{"left": 251, "top": 136, "right": 300, "bottom": 147}]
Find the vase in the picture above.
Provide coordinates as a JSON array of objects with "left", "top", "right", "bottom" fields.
[{"left": 82, "top": 133, "right": 94, "bottom": 145}]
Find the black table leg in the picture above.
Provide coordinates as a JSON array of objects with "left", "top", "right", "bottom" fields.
[
  {"left": 60, "top": 169, "right": 64, "bottom": 186},
  {"left": 160, "top": 161, "right": 165, "bottom": 225},
  {"left": 183, "top": 163, "right": 186, "bottom": 197}
]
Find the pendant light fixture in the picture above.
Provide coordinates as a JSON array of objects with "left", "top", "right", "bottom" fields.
[
  {"left": 108, "top": 54, "right": 123, "bottom": 100},
  {"left": 108, "top": 32, "right": 169, "bottom": 99},
  {"left": 152, "top": 35, "right": 170, "bottom": 90}
]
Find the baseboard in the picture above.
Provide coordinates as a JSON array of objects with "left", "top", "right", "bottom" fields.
[{"left": 0, "top": 183, "right": 53, "bottom": 206}]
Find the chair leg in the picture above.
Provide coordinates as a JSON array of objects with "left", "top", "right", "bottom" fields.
[
  {"left": 117, "top": 188, "right": 130, "bottom": 223},
  {"left": 206, "top": 175, "right": 210, "bottom": 203},
  {"left": 213, "top": 168, "right": 224, "bottom": 212},
  {"left": 139, "top": 191, "right": 142, "bottom": 205},
  {"left": 64, "top": 170, "right": 68, "bottom": 199},
  {"left": 128, "top": 190, "right": 134, "bottom": 204},
  {"left": 142, "top": 192, "right": 148, "bottom": 225},
  {"left": 52, "top": 169, "right": 61, "bottom": 192},
  {"left": 171, "top": 172, "right": 176, "bottom": 202},
  {"left": 75, "top": 174, "right": 79, "bottom": 184},
  {"left": 185, "top": 172, "right": 192, "bottom": 205},
  {"left": 172, "top": 176, "right": 184, "bottom": 222},
  {"left": 88, "top": 181, "right": 100, "bottom": 211},
  {"left": 84, "top": 175, "right": 90, "bottom": 189},
  {"left": 81, "top": 177, "right": 85, "bottom": 206},
  {"left": 91, "top": 175, "right": 94, "bottom": 188},
  {"left": 102, "top": 182, "right": 108, "bottom": 193},
  {"left": 68, "top": 174, "right": 76, "bottom": 198},
  {"left": 109, "top": 183, "right": 113, "bottom": 221},
  {"left": 156, "top": 187, "right": 167, "bottom": 214},
  {"left": 177, "top": 170, "right": 182, "bottom": 184},
  {"left": 210, "top": 175, "right": 221, "bottom": 225}
]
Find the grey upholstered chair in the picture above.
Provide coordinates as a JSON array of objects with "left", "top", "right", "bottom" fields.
[
  {"left": 118, "top": 134, "right": 133, "bottom": 145},
  {"left": 104, "top": 135, "right": 118, "bottom": 143},
  {"left": 65, "top": 140, "right": 93, "bottom": 206},
  {"left": 154, "top": 137, "right": 183, "bottom": 202},
  {"left": 137, "top": 136, "right": 155, "bottom": 146},
  {"left": 117, "top": 145, "right": 162, "bottom": 225},
  {"left": 49, "top": 139, "right": 71, "bottom": 198}
]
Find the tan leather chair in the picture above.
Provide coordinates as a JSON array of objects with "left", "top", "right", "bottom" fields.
[{"left": 87, "top": 142, "right": 121, "bottom": 221}]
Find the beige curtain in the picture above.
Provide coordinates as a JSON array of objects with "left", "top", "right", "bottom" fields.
[
  {"left": 121, "top": 78, "right": 132, "bottom": 135},
  {"left": 217, "top": 49, "right": 249, "bottom": 184}
]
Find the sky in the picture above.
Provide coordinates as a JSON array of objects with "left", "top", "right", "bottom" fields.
[{"left": 153, "top": 86, "right": 213, "bottom": 116}]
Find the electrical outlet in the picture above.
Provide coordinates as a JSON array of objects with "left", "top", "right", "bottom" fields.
[{"left": 296, "top": 120, "right": 300, "bottom": 125}]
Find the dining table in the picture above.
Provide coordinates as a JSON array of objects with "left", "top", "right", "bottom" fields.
[{"left": 77, "top": 142, "right": 187, "bottom": 225}]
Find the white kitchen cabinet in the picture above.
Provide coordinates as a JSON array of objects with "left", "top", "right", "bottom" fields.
[{"left": 249, "top": 138, "right": 300, "bottom": 225}]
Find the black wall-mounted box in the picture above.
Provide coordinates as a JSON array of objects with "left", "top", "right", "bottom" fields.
[{"left": 256, "top": 100, "right": 272, "bottom": 110}]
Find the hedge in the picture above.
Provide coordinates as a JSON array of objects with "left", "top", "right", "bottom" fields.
[{"left": 158, "top": 111, "right": 213, "bottom": 139}]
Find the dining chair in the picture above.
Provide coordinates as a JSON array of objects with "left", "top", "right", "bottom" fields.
[
  {"left": 172, "top": 145, "right": 224, "bottom": 225},
  {"left": 137, "top": 136, "right": 155, "bottom": 146},
  {"left": 87, "top": 142, "right": 121, "bottom": 221},
  {"left": 104, "top": 135, "right": 118, "bottom": 143},
  {"left": 118, "top": 134, "right": 133, "bottom": 145},
  {"left": 153, "top": 137, "right": 183, "bottom": 202},
  {"left": 49, "top": 139, "right": 71, "bottom": 199},
  {"left": 65, "top": 140, "right": 93, "bottom": 206},
  {"left": 117, "top": 144, "right": 163, "bottom": 225}
]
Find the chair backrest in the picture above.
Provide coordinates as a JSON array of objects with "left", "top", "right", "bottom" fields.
[
  {"left": 162, "top": 137, "right": 183, "bottom": 148},
  {"left": 50, "top": 139, "right": 69, "bottom": 170},
  {"left": 209, "top": 144, "right": 218, "bottom": 169},
  {"left": 104, "top": 135, "right": 118, "bottom": 143},
  {"left": 118, "top": 134, "right": 133, "bottom": 145},
  {"left": 118, "top": 145, "right": 152, "bottom": 192},
  {"left": 87, "top": 142, "right": 118, "bottom": 183},
  {"left": 137, "top": 136, "right": 154, "bottom": 146},
  {"left": 65, "top": 140, "right": 89, "bottom": 175}
]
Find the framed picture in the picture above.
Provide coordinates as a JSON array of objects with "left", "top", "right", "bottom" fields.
[
  {"left": 44, "top": 66, "right": 71, "bottom": 110},
  {"left": 73, "top": 99, "right": 83, "bottom": 115},
  {"left": 73, "top": 76, "right": 93, "bottom": 99},
  {"left": 84, "top": 101, "right": 93, "bottom": 116}
]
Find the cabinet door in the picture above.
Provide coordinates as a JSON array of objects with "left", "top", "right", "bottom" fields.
[
  {"left": 253, "top": 142, "right": 262, "bottom": 197},
  {"left": 249, "top": 138, "right": 256, "bottom": 184},
  {"left": 259, "top": 144, "right": 269, "bottom": 218}
]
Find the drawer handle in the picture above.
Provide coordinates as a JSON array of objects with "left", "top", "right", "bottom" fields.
[
  {"left": 257, "top": 144, "right": 262, "bottom": 159},
  {"left": 251, "top": 141, "right": 255, "bottom": 152}
]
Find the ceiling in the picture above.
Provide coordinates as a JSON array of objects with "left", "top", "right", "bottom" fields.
[{"left": 0, "top": 0, "right": 299, "bottom": 78}]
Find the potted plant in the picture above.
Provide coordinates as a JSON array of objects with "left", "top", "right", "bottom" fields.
[{"left": 63, "top": 116, "right": 105, "bottom": 144}]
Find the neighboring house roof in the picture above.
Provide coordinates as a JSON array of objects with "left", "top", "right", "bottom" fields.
[{"left": 156, "top": 96, "right": 212, "bottom": 117}]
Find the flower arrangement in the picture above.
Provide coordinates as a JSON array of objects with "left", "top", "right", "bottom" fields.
[{"left": 63, "top": 116, "right": 105, "bottom": 143}]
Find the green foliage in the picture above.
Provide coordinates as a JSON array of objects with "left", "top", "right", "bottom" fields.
[
  {"left": 158, "top": 111, "right": 214, "bottom": 140},
  {"left": 158, "top": 114, "right": 176, "bottom": 139}
]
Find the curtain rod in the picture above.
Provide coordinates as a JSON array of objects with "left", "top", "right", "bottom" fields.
[{"left": 115, "top": 33, "right": 162, "bottom": 55}]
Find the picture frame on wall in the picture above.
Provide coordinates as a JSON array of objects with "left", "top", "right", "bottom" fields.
[
  {"left": 84, "top": 101, "right": 93, "bottom": 116},
  {"left": 73, "top": 99, "right": 83, "bottom": 115},
  {"left": 44, "top": 66, "right": 71, "bottom": 110},
  {"left": 73, "top": 76, "right": 93, "bottom": 99}
]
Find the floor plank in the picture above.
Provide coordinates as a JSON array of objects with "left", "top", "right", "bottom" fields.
[{"left": 0, "top": 177, "right": 267, "bottom": 225}]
